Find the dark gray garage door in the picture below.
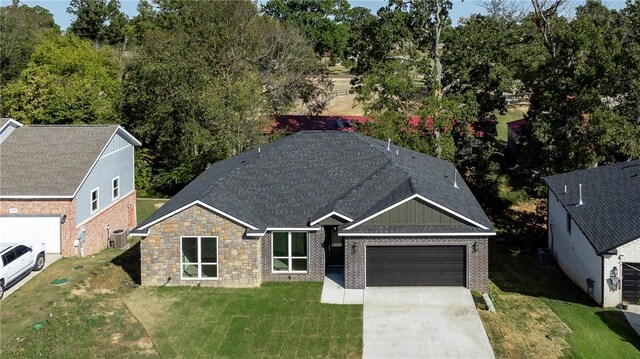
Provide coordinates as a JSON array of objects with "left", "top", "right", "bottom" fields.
[
  {"left": 622, "top": 263, "right": 640, "bottom": 303},
  {"left": 366, "top": 246, "right": 466, "bottom": 286}
]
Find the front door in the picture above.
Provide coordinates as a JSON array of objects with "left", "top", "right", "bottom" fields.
[{"left": 325, "top": 226, "right": 344, "bottom": 266}]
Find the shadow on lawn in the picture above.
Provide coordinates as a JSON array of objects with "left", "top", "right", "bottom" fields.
[
  {"left": 596, "top": 310, "right": 640, "bottom": 350},
  {"left": 489, "top": 196, "right": 597, "bottom": 306},
  {"left": 489, "top": 240, "right": 596, "bottom": 306},
  {"left": 111, "top": 241, "right": 141, "bottom": 285}
]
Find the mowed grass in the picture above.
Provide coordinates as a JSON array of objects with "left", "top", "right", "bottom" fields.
[
  {"left": 482, "top": 240, "right": 640, "bottom": 358},
  {"left": 0, "top": 244, "right": 158, "bottom": 358},
  {"left": 125, "top": 283, "right": 363, "bottom": 358},
  {"left": 1, "top": 197, "right": 362, "bottom": 359},
  {"left": 136, "top": 198, "right": 168, "bottom": 223},
  {"left": 495, "top": 107, "right": 526, "bottom": 142}
]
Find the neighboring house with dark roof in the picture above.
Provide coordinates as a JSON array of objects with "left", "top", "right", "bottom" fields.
[
  {"left": 132, "top": 131, "right": 495, "bottom": 290},
  {"left": 0, "top": 119, "right": 141, "bottom": 257},
  {"left": 544, "top": 160, "right": 640, "bottom": 306}
]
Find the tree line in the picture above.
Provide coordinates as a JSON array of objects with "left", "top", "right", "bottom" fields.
[{"left": 1, "top": 0, "right": 638, "bottom": 205}]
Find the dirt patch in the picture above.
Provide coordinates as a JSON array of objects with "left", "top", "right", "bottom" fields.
[
  {"left": 111, "top": 332, "right": 123, "bottom": 344},
  {"left": 71, "top": 288, "right": 91, "bottom": 298}
]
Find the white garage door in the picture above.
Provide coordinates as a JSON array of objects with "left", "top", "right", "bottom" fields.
[{"left": 0, "top": 216, "right": 61, "bottom": 253}]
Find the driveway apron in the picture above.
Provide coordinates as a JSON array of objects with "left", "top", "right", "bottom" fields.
[{"left": 363, "top": 287, "right": 495, "bottom": 359}]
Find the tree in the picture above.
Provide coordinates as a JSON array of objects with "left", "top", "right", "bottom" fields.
[
  {"left": 1, "top": 34, "right": 121, "bottom": 124},
  {"left": 518, "top": 0, "right": 640, "bottom": 190},
  {"left": 0, "top": 1, "right": 59, "bottom": 86},
  {"left": 67, "top": 0, "right": 128, "bottom": 46},
  {"left": 261, "top": 0, "right": 351, "bottom": 58},
  {"left": 122, "top": 0, "right": 331, "bottom": 194}
]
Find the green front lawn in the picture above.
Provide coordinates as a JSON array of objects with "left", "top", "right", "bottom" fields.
[
  {"left": 1, "top": 235, "right": 362, "bottom": 358},
  {"left": 125, "top": 284, "right": 362, "bottom": 358}
]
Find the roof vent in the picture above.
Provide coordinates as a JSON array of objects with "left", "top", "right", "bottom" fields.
[
  {"left": 258, "top": 147, "right": 261, "bottom": 153},
  {"left": 396, "top": 149, "right": 399, "bottom": 156},
  {"left": 386, "top": 138, "right": 391, "bottom": 151},
  {"left": 563, "top": 184, "right": 567, "bottom": 193},
  {"left": 577, "top": 184, "right": 583, "bottom": 206},
  {"left": 453, "top": 170, "right": 459, "bottom": 189}
]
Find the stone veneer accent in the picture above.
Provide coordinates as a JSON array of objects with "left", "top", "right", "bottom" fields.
[
  {"left": 140, "top": 205, "right": 261, "bottom": 287},
  {"left": 260, "top": 228, "right": 326, "bottom": 282},
  {"left": 1, "top": 193, "right": 135, "bottom": 257},
  {"left": 344, "top": 236, "right": 489, "bottom": 291}
]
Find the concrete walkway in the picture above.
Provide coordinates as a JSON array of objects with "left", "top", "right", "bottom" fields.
[
  {"left": 4, "top": 253, "right": 62, "bottom": 299},
  {"left": 623, "top": 304, "right": 640, "bottom": 337},
  {"left": 320, "top": 268, "right": 363, "bottom": 304},
  {"left": 364, "top": 287, "right": 495, "bottom": 359}
]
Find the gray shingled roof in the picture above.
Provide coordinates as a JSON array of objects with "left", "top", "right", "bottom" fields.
[
  {"left": 544, "top": 160, "right": 640, "bottom": 254},
  {"left": 135, "top": 131, "right": 494, "bottom": 234},
  {"left": 0, "top": 125, "right": 120, "bottom": 196}
]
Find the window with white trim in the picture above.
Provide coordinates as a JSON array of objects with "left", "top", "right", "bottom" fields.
[
  {"left": 91, "top": 188, "right": 99, "bottom": 213},
  {"left": 181, "top": 236, "right": 218, "bottom": 279},
  {"left": 272, "top": 232, "right": 308, "bottom": 272},
  {"left": 112, "top": 177, "right": 120, "bottom": 200}
]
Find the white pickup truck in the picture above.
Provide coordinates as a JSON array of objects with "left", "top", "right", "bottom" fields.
[{"left": 0, "top": 242, "right": 46, "bottom": 299}]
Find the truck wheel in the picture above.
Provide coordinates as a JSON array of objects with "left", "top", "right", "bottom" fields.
[
  {"left": 33, "top": 253, "right": 45, "bottom": 271},
  {"left": 0, "top": 280, "right": 4, "bottom": 300}
]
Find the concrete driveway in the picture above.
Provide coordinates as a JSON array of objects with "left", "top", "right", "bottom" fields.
[
  {"left": 363, "top": 287, "right": 495, "bottom": 359},
  {"left": 4, "top": 253, "right": 62, "bottom": 299}
]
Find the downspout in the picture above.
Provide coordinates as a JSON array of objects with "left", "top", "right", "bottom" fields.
[
  {"left": 548, "top": 189, "right": 554, "bottom": 251},
  {"left": 105, "top": 225, "right": 111, "bottom": 248},
  {"left": 600, "top": 255, "right": 605, "bottom": 307}
]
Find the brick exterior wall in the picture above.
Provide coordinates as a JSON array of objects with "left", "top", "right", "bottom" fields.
[
  {"left": 140, "top": 205, "right": 261, "bottom": 287},
  {"left": 260, "top": 228, "right": 326, "bottom": 282},
  {"left": 0, "top": 199, "right": 75, "bottom": 255},
  {"left": 77, "top": 191, "right": 137, "bottom": 256},
  {"left": 343, "top": 236, "right": 489, "bottom": 291},
  {"left": 1, "top": 192, "right": 136, "bottom": 257}
]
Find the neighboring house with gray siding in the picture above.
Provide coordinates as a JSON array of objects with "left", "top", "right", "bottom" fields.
[
  {"left": 545, "top": 160, "right": 640, "bottom": 307},
  {"left": 0, "top": 120, "right": 141, "bottom": 257},
  {"left": 132, "top": 131, "right": 494, "bottom": 291},
  {"left": 0, "top": 118, "right": 22, "bottom": 143}
]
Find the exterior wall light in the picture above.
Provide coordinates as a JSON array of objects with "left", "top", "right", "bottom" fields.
[
  {"left": 607, "top": 266, "right": 620, "bottom": 291},
  {"left": 61, "top": 214, "right": 67, "bottom": 224},
  {"left": 472, "top": 242, "right": 478, "bottom": 253},
  {"left": 351, "top": 242, "right": 358, "bottom": 254}
]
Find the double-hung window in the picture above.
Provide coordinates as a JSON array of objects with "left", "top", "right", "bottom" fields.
[
  {"left": 181, "top": 236, "right": 218, "bottom": 280},
  {"left": 112, "top": 177, "right": 120, "bottom": 200},
  {"left": 272, "top": 232, "right": 308, "bottom": 272},
  {"left": 90, "top": 188, "right": 99, "bottom": 213}
]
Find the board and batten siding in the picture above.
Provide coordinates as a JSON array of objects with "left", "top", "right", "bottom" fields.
[
  {"left": 75, "top": 133, "right": 135, "bottom": 226},
  {"left": 364, "top": 198, "right": 464, "bottom": 225},
  {"left": 548, "top": 192, "right": 604, "bottom": 305}
]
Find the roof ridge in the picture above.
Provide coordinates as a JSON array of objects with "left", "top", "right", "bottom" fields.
[{"left": 24, "top": 124, "right": 118, "bottom": 128}]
